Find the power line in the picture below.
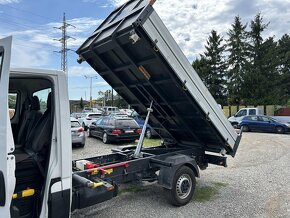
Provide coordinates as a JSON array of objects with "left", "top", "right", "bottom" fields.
[
  {"left": 1, "top": 4, "right": 57, "bottom": 22},
  {"left": 53, "top": 13, "right": 75, "bottom": 73},
  {"left": 84, "top": 75, "right": 98, "bottom": 108}
]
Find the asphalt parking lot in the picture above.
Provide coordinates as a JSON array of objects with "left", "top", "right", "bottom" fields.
[{"left": 72, "top": 132, "right": 290, "bottom": 218}]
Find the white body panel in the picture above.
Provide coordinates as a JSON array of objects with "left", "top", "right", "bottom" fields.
[
  {"left": 9, "top": 68, "right": 72, "bottom": 217},
  {"left": 0, "top": 36, "right": 15, "bottom": 218}
]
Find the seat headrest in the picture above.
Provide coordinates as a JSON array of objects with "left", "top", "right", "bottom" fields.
[
  {"left": 31, "top": 96, "right": 40, "bottom": 111},
  {"left": 47, "top": 92, "right": 51, "bottom": 110}
]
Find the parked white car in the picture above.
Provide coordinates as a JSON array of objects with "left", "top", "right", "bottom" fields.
[
  {"left": 78, "top": 112, "right": 102, "bottom": 130},
  {"left": 228, "top": 108, "right": 264, "bottom": 128}
]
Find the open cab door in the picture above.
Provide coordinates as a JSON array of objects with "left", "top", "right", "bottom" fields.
[{"left": 0, "top": 36, "right": 16, "bottom": 217}]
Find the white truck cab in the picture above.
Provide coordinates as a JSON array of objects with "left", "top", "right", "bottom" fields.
[
  {"left": 228, "top": 107, "right": 264, "bottom": 128},
  {"left": 0, "top": 36, "right": 72, "bottom": 218}
]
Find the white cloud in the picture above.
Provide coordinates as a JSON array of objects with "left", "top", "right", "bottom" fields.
[
  {"left": 110, "top": 0, "right": 290, "bottom": 62},
  {"left": 0, "top": 0, "right": 19, "bottom": 4}
]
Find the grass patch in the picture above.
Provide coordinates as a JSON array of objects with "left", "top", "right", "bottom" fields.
[
  {"left": 119, "top": 186, "right": 147, "bottom": 195},
  {"left": 193, "top": 182, "right": 228, "bottom": 202},
  {"left": 134, "top": 138, "right": 162, "bottom": 148}
]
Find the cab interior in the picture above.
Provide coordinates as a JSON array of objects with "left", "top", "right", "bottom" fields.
[{"left": 9, "top": 76, "right": 54, "bottom": 218}]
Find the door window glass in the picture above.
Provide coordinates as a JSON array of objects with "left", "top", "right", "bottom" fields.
[
  {"left": 260, "top": 116, "right": 270, "bottom": 122},
  {"left": 33, "top": 88, "right": 51, "bottom": 113},
  {"left": 96, "top": 118, "right": 102, "bottom": 125},
  {"left": 249, "top": 116, "right": 258, "bottom": 121},
  {"left": 249, "top": 109, "right": 256, "bottom": 115},
  {"left": 101, "top": 118, "right": 108, "bottom": 125},
  {"left": 8, "top": 93, "right": 17, "bottom": 119},
  {"left": 236, "top": 109, "right": 246, "bottom": 117}
]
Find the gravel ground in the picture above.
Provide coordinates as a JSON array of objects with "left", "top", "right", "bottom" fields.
[{"left": 72, "top": 132, "right": 290, "bottom": 218}]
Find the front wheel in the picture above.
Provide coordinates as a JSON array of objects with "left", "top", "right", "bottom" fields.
[
  {"left": 164, "top": 166, "right": 196, "bottom": 206},
  {"left": 82, "top": 123, "right": 87, "bottom": 131},
  {"left": 241, "top": 125, "right": 249, "bottom": 132},
  {"left": 275, "top": 126, "right": 285, "bottom": 134}
]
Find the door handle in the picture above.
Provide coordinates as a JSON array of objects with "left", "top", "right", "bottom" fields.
[{"left": 0, "top": 171, "right": 6, "bottom": 206}]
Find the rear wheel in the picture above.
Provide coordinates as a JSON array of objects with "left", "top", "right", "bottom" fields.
[
  {"left": 102, "top": 132, "right": 110, "bottom": 144},
  {"left": 275, "top": 126, "right": 285, "bottom": 134},
  {"left": 164, "top": 166, "right": 196, "bottom": 206},
  {"left": 241, "top": 125, "right": 249, "bottom": 132}
]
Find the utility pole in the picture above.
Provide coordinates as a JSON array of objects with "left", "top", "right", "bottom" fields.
[
  {"left": 84, "top": 75, "right": 97, "bottom": 108},
  {"left": 54, "top": 13, "right": 75, "bottom": 73},
  {"left": 111, "top": 87, "right": 114, "bottom": 106}
]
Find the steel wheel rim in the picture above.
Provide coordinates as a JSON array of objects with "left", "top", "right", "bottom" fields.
[
  {"left": 146, "top": 129, "right": 151, "bottom": 138},
  {"left": 176, "top": 174, "right": 192, "bottom": 199},
  {"left": 103, "top": 133, "right": 107, "bottom": 143}
]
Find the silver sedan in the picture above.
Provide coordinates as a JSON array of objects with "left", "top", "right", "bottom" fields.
[{"left": 71, "top": 117, "right": 86, "bottom": 147}]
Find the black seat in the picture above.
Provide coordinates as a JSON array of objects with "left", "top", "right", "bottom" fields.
[
  {"left": 16, "top": 98, "right": 31, "bottom": 145},
  {"left": 15, "top": 93, "right": 53, "bottom": 163},
  {"left": 16, "top": 96, "right": 43, "bottom": 146}
]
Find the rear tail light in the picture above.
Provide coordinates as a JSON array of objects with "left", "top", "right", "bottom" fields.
[
  {"left": 78, "top": 127, "right": 84, "bottom": 133},
  {"left": 86, "top": 118, "right": 92, "bottom": 120},
  {"left": 136, "top": 128, "right": 142, "bottom": 134},
  {"left": 112, "top": 129, "right": 122, "bottom": 135}
]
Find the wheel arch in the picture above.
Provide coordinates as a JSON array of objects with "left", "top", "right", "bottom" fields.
[{"left": 157, "top": 155, "right": 199, "bottom": 190}]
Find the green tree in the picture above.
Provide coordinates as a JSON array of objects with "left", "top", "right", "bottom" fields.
[
  {"left": 203, "top": 30, "right": 227, "bottom": 104},
  {"left": 192, "top": 55, "right": 210, "bottom": 83},
  {"left": 226, "top": 16, "right": 249, "bottom": 104},
  {"left": 278, "top": 34, "right": 290, "bottom": 102},
  {"left": 79, "top": 97, "right": 84, "bottom": 110},
  {"left": 243, "top": 13, "right": 269, "bottom": 104}
]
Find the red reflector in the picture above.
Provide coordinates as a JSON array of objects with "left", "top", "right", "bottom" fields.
[
  {"left": 136, "top": 128, "right": 142, "bottom": 134},
  {"left": 86, "top": 118, "right": 92, "bottom": 120},
  {"left": 78, "top": 127, "right": 84, "bottom": 132},
  {"left": 112, "top": 129, "right": 122, "bottom": 135}
]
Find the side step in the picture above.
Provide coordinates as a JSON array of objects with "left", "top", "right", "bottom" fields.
[{"left": 71, "top": 174, "right": 117, "bottom": 211}]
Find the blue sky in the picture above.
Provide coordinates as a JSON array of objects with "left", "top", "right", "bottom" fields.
[{"left": 1, "top": 0, "right": 290, "bottom": 100}]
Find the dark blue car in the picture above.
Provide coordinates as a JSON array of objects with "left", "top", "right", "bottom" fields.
[
  {"left": 130, "top": 111, "right": 159, "bottom": 138},
  {"left": 239, "top": 115, "right": 290, "bottom": 134}
]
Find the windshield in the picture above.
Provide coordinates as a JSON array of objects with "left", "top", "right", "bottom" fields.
[
  {"left": 116, "top": 119, "right": 139, "bottom": 128},
  {"left": 89, "top": 114, "right": 101, "bottom": 118},
  {"left": 71, "top": 121, "right": 81, "bottom": 128}
]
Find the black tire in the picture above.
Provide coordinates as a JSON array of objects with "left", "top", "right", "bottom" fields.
[
  {"left": 88, "top": 129, "right": 92, "bottom": 137},
  {"left": 82, "top": 123, "right": 87, "bottom": 131},
  {"left": 79, "top": 143, "right": 85, "bottom": 148},
  {"left": 164, "top": 166, "right": 196, "bottom": 206},
  {"left": 241, "top": 125, "right": 249, "bottom": 132},
  {"left": 275, "top": 126, "right": 285, "bottom": 134},
  {"left": 146, "top": 128, "right": 152, "bottom": 139},
  {"left": 231, "top": 122, "right": 239, "bottom": 129},
  {"left": 102, "top": 132, "right": 110, "bottom": 144}
]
